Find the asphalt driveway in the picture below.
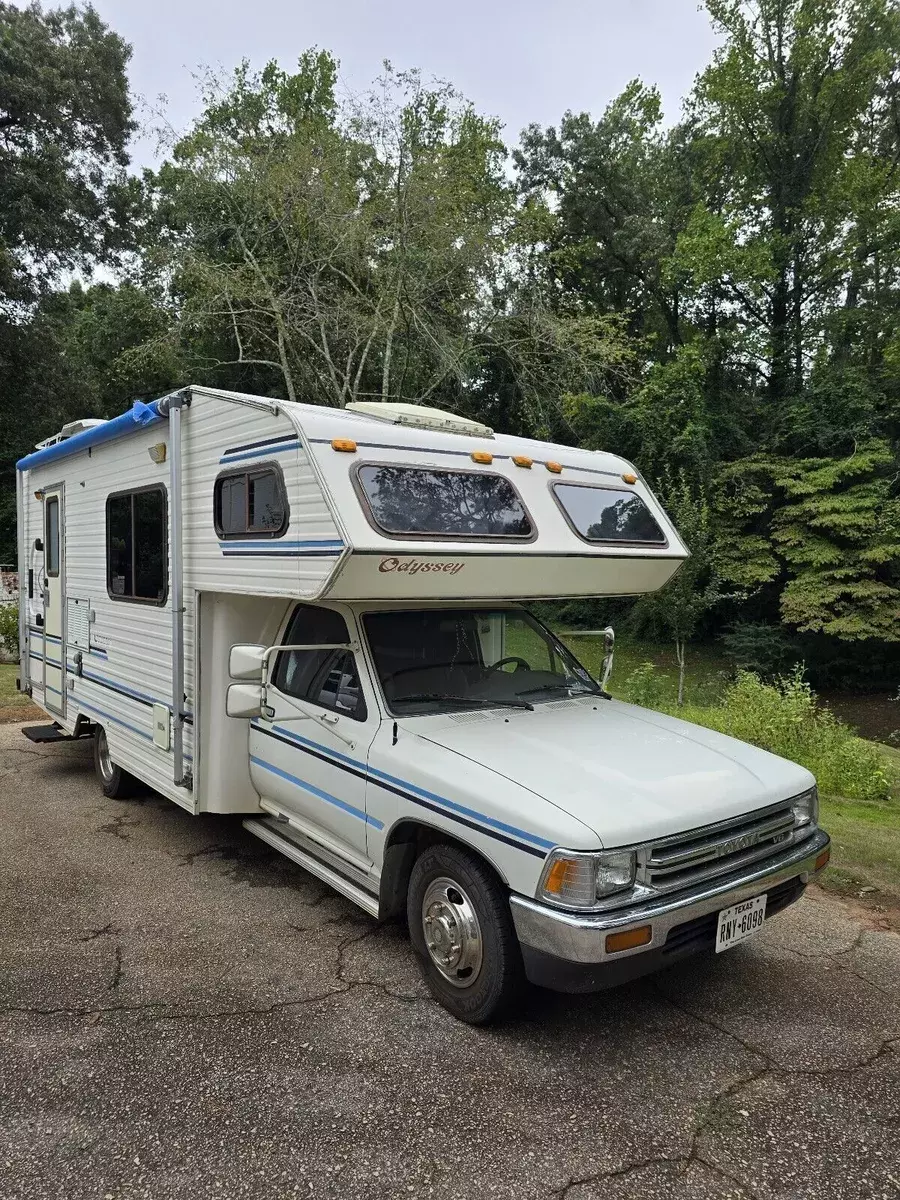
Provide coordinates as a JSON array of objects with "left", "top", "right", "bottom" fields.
[{"left": 1, "top": 721, "right": 898, "bottom": 1200}]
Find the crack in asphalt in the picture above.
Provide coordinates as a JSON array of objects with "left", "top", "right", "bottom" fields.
[{"left": 108, "top": 945, "right": 123, "bottom": 991}]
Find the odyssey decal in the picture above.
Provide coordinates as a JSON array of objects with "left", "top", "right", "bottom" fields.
[{"left": 379, "top": 556, "right": 465, "bottom": 576}]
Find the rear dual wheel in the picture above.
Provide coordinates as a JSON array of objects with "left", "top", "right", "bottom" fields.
[
  {"left": 93, "top": 726, "right": 139, "bottom": 799},
  {"left": 407, "top": 843, "right": 524, "bottom": 1024}
]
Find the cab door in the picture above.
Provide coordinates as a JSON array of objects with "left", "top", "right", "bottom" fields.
[
  {"left": 249, "top": 604, "right": 381, "bottom": 867},
  {"left": 42, "top": 487, "right": 65, "bottom": 716}
]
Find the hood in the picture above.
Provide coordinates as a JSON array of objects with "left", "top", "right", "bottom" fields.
[{"left": 414, "top": 697, "right": 814, "bottom": 847}]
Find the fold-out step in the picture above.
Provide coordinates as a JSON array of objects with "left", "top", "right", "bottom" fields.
[{"left": 21, "top": 724, "right": 78, "bottom": 744}]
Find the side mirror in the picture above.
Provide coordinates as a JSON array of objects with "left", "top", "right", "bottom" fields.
[
  {"left": 229, "top": 643, "right": 266, "bottom": 682},
  {"left": 600, "top": 626, "right": 615, "bottom": 690},
  {"left": 226, "top": 683, "right": 263, "bottom": 719}
]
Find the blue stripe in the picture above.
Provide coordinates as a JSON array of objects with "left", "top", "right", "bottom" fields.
[
  {"left": 220, "top": 441, "right": 300, "bottom": 464},
  {"left": 73, "top": 698, "right": 153, "bottom": 741},
  {"left": 88, "top": 647, "right": 108, "bottom": 660},
  {"left": 250, "top": 755, "right": 383, "bottom": 829},
  {"left": 218, "top": 539, "right": 345, "bottom": 550},
  {"left": 17, "top": 399, "right": 164, "bottom": 471},
  {"left": 78, "top": 668, "right": 165, "bottom": 708},
  {"left": 29, "top": 649, "right": 61, "bottom": 665},
  {"left": 263, "top": 723, "right": 552, "bottom": 851},
  {"left": 28, "top": 628, "right": 60, "bottom": 643},
  {"left": 45, "top": 684, "right": 63, "bottom": 697}
]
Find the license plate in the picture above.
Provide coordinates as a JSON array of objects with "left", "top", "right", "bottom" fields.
[{"left": 715, "top": 894, "right": 767, "bottom": 953}]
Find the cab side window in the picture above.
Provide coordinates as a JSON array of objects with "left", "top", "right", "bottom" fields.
[{"left": 273, "top": 604, "right": 366, "bottom": 722}]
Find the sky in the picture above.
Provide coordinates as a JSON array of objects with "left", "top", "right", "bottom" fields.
[{"left": 77, "top": 0, "right": 721, "bottom": 168}]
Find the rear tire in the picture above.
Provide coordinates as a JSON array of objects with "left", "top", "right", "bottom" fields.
[
  {"left": 93, "top": 726, "right": 138, "bottom": 799},
  {"left": 407, "top": 843, "right": 525, "bottom": 1024}
]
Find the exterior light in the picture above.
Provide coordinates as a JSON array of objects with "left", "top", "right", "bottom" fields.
[
  {"left": 622, "top": 472, "right": 638, "bottom": 485},
  {"left": 471, "top": 450, "right": 493, "bottom": 464},
  {"left": 512, "top": 456, "right": 533, "bottom": 468},
  {"left": 331, "top": 439, "right": 357, "bottom": 453},
  {"left": 546, "top": 461, "right": 563, "bottom": 474},
  {"left": 148, "top": 443, "right": 167, "bottom": 464}
]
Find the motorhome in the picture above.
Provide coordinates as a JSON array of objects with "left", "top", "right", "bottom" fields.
[{"left": 16, "top": 388, "right": 830, "bottom": 1023}]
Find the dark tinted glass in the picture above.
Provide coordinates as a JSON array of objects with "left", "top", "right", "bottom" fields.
[
  {"left": 107, "top": 495, "right": 132, "bottom": 596},
  {"left": 554, "top": 484, "right": 666, "bottom": 544},
  {"left": 133, "top": 490, "right": 166, "bottom": 600},
  {"left": 45, "top": 497, "right": 60, "bottom": 577},
  {"left": 106, "top": 489, "right": 166, "bottom": 602},
  {"left": 273, "top": 605, "right": 365, "bottom": 721},
  {"left": 215, "top": 468, "right": 286, "bottom": 537},
  {"left": 248, "top": 471, "right": 283, "bottom": 530},
  {"left": 358, "top": 465, "right": 532, "bottom": 539},
  {"left": 218, "top": 475, "right": 246, "bottom": 535}
]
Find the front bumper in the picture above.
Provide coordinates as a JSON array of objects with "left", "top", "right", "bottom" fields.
[{"left": 510, "top": 828, "right": 830, "bottom": 993}]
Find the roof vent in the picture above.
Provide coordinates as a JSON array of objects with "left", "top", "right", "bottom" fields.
[
  {"left": 345, "top": 401, "right": 493, "bottom": 439},
  {"left": 34, "top": 417, "right": 107, "bottom": 451}
]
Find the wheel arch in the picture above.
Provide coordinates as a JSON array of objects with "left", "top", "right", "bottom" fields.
[{"left": 378, "top": 818, "right": 512, "bottom": 919}]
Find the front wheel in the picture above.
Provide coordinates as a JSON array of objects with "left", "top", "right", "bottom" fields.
[
  {"left": 407, "top": 843, "right": 525, "bottom": 1024},
  {"left": 93, "top": 726, "right": 138, "bottom": 799}
]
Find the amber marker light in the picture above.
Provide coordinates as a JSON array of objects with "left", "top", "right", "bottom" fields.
[
  {"left": 622, "top": 472, "right": 638, "bottom": 485},
  {"left": 471, "top": 450, "right": 493, "bottom": 464},
  {"left": 605, "top": 926, "right": 652, "bottom": 954},
  {"left": 546, "top": 461, "right": 563, "bottom": 474},
  {"left": 331, "top": 438, "right": 357, "bottom": 452},
  {"left": 814, "top": 848, "right": 831, "bottom": 872},
  {"left": 543, "top": 858, "right": 575, "bottom": 895},
  {"left": 512, "top": 455, "right": 533, "bottom": 468}
]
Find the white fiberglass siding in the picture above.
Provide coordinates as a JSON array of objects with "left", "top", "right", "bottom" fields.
[
  {"left": 21, "top": 422, "right": 196, "bottom": 811},
  {"left": 182, "top": 390, "right": 345, "bottom": 599}
]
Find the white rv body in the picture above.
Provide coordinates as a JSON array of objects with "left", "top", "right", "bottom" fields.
[{"left": 16, "top": 386, "right": 829, "bottom": 1020}]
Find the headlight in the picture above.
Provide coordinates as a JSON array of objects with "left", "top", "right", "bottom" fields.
[
  {"left": 791, "top": 785, "right": 819, "bottom": 830},
  {"left": 538, "top": 849, "right": 636, "bottom": 909}
]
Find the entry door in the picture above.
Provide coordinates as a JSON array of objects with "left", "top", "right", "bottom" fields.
[
  {"left": 42, "top": 488, "right": 65, "bottom": 716},
  {"left": 249, "top": 604, "right": 379, "bottom": 866}
]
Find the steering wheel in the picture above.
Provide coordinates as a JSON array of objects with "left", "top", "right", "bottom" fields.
[{"left": 487, "top": 656, "right": 531, "bottom": 673}]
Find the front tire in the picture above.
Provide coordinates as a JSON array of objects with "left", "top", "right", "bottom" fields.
[
  {"left": 407, "top": 843, "right": 525, "bottom": 1024},
  {"left": 93, "top": 726, "right": 137, "bottom": 799}
]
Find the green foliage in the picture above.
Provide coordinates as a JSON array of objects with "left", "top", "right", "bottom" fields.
[
  {"left": 0, "top": 2, "right": 136, "bottom": 304},
  {"left": 679, "top": 669, "right": 892, "bottom": 803},
  {"left": 0, "top": 602, "right": 17, "bottom": 656},
  {"left": 719, "top": 622, "right": 799, "bottom": 678},
  {"left": 620, "top": 661, "right": 670, "bottom": 709}
]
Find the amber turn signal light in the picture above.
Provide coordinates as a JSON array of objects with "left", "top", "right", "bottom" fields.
[
  {"left": 545, "top": 461, "right": 563, "bottom": 474},
  {"left": 331, "top": 438, "right": 357, "bottom": 452},
  {"left": 471, "top": 450, "right": 493, "bottom": 464},
  {"left": 814, "top": 848, "right": 831, "bottom": 872},
  {"left": 622, "top": 472, "right": 638, "bottom": 485},
  {"left": 512, "top": 455, "right": 533, "bottom": 468},
  {"left": 605, "top": 926, "right": 652, "bottom": 954}
]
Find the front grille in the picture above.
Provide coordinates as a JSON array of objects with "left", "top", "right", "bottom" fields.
[
  {"left": 636, "top": 801, "right": 799, "bottom": 896},
  {"left": 662, "top": 876, "right": 806, "bottom": 958}
]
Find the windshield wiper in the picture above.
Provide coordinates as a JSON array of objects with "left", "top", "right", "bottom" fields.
[
  {"left": 395, "top": 692, "right": 534, "bottom": 712},
  {"left": 516, "top": 682, "right": 606, "bottom": 699}
]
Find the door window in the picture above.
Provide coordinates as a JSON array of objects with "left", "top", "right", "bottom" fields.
[
  {"left": 273, "top": 605, "right": 366, "bottom": 721},
  {"left": 45, "top": 496, "right": 60, "bottom": 577}
]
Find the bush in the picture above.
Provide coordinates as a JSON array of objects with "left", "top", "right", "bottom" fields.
[
  {"left": 680, "top": 668, "right": 891, "bottom": 803},
  {"left": 0, "top": 602, "right": 18, "bottom": 656},
  {"left": 621, "top": 661, "right": 670, "bottom": 709}
]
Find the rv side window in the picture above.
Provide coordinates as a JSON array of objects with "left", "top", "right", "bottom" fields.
[
  {"left": 106, "top": 487, "right": 168, "bottom": 604},
  {"left": 356, "top": 464, "right": 534, "bottom": 540},
  {"left": 214, "top": 465, "right": 288, "bottom": 539},
  {"left": 273, "top": 605, "right": 367, "bottom": 722},
  {"left": 552, "top": 483, "right": 667, "bottom": 546},
  {"left": 45, "top": 497, "right": 60, "bottom": 577}
]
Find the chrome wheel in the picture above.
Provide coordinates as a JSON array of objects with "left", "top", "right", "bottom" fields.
[
  {"left": 421, "top": 876, "right": 483, "bottom": 988},
  {"left": 97, "top": 729, "right": 114, "bottom": 784}
]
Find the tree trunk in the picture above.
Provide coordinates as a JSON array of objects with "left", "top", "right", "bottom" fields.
[{"left": 675, "top": 637, "right": 686, "bottom": 707}]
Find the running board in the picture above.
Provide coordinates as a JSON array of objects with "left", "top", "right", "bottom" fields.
[{"left": 243, "top": 818, "right": 380, "bottom": 918}]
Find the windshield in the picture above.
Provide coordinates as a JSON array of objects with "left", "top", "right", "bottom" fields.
[{"left": 363, "top": 608, "right": 602, "bottom": 716}]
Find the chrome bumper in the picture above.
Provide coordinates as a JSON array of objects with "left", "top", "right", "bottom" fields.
[{"left": 510, "top": 828, "right": 830, "bottom": 965}]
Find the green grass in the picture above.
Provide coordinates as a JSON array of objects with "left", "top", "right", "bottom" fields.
[{"left": 0, "top": 662, "right": 28, "bottom": 709}]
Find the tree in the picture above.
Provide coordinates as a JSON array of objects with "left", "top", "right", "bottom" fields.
[
  {"left": 0, "top": 2, "right": 136, "bottom": 308},
  {"left": 632, "top": 474, "right": 728, "bottom": 705}
]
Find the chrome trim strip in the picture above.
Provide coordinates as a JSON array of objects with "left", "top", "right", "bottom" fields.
[{"left": 509, "top": 829, "right": 830, "bottom": 964}]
